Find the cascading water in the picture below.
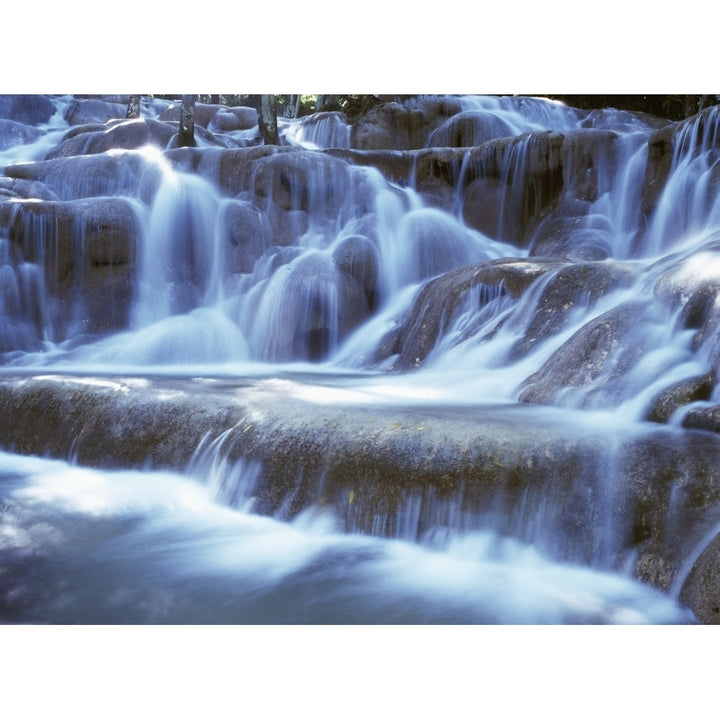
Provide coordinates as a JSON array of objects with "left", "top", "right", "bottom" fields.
[{"left": 1, "top": 93, "right": 720, "bottom": 623}]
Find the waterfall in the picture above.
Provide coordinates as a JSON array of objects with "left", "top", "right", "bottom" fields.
[{"left": 2, "top": 93, "right": 720, "bottom": 625}]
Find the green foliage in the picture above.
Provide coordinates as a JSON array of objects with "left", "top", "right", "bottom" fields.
[
  {"left": 548, "top": 95, "right": 720, "bottom": 120},
  {"left": 336, "top": 95, "right": 382, "bottom": 119}
]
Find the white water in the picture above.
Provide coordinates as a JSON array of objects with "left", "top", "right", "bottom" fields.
[
  {"left": 2, "top": 94, "right": 720, "bottom": 623},
  {"left": 0, "top": 451, "right": 691, "bottom": 624}
]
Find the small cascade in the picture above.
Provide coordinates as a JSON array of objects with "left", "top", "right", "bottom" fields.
[
  {"left": 134, "top": 169, "right": 225, "bottom": 326},
  {"left": 641, "top": 106, "right": 720, "bottom": 258},
  {"left": 285, "top": 111, "right": 351, "bottom": 149}
]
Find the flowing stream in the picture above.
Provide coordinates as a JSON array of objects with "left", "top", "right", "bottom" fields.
[{"left": 1, "top": 94, "right": 719, "bottom": 623}]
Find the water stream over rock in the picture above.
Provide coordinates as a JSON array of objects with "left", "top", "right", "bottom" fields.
[{"left": 2, "top": 94, "right": 720, "bottom": 623}]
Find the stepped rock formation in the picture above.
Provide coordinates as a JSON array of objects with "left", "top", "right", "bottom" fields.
[{"left": 2, "top": 94, "right": 720, "bottom": 623}]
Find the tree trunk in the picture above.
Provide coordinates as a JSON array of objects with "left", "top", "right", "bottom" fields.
[
  {"left": 126, "top": 95, "right": 142, "bottom": 119},
  {"left": 283, "top": 94, "right": 302, "bottom": 118},
  {"left": 258, "top": 94, "right": 280, "bottom": 145},
  {"left": 178, "top": 94, "right": 196, "bottom": 148}
]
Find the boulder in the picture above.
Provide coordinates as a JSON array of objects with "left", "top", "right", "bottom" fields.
[
  {"left": 508, "top": 260, "right": 639, "bottom": 361},
  {"left": 331, "top": 234, "right": 381, "bottom": 311},
  {"left": 528, "top": 213, "right": 614, "bottom": 261},
  {"left": 248, "top": 251, "right": 370, "bottom": 361},
  {"left": 399, "top": 129, "right": 620, "bottom": 248},
  {"left": 44, "top": 118, "right": 193, "bottom": 159},
  {"left": 0, "top": 177, "right": 58, "bottom": 202},
  {"left": 63, "top": 98, "right": 128, "bottom": 125},
  {"left": 157, "top": 101, "right": 247, "bottom": 129},
  {"left": 393, "top": 207, "right": 493, "bottom": 288},
  {"left": 351, "top": 101, "right": 430, "bottom": 150},
  {"left": 644, "top": 373, "right": 716, "bottom": 424},
  {"left": 652, "top": 240, "right": 720, "bottom": 341},
  {"left": 619, "top": 428, "right": 720, "bottom": 605},
  {"left": 518, "top": 301, "right": 651, "bottom": 406},
  {"left": 0, "top": 119, "right": 43, "bottom": 151},
  {"left": 682, "top": 405, "right": 720, "bottom": 433},
  {"left": 650, "top": 240, "right": 720, "bottom": 377},
  {"left": 350, "top": 98, "right": 461, "bottom": 151},
  {"left": 326, "top": 148, "right": 416, "bottom": 185},
  {"left": 350, "top": 97, "right": 462, "bottom": 150},
  {"left": 371, "top": 258, "right": 562, "bottom": 370},
  {"left": 0, "top": 95, "right": 56, "bottom": 125},
  {"left": 580, "top": 107, "right": 670, "bottom": 132},
  {"left": 222, "top": 199, "right": 273, "bottom": 273},
  {"left": 426, "top": 110, "right": 514, "bottom": 147},
  {"left": 250, "top": 149, "right": 352, "bottom": 213}
]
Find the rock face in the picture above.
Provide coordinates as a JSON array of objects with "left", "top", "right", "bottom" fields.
[{"left": 0, "top": 197, "right": 140, "bottom": 342}]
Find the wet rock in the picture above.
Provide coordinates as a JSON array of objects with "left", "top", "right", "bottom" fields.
[
  {"left": 644, "top": 373, "right": 716, "bottom": 423},
  {"left": 223, "top": 200, "right": 273, "bottom": 273},
  {"left": 372, "top": 258, "right": 562, "bottom": 370},
  {"left": 395, "top": 208, "right": 492, "bottom": 287},
  {"left": 620, "top": 428, "right": 720, "bottom": 606},
  {"left": 326, "top": 148, "right": 416, "bottom": 185},
  {"left": 426, "top": 110, "right": 514, "bottom": 147},
  {"left": 681, "top": 405, "right": 720, "bottom": 433},
  {"left": 159, "top": 101, "right": 225, "bottom": 128},
  {"left": 459, "top": 175, "right": 508, "bottom": 240},
  {"left": 332, "top": 234, "right": 381, "bottom": 311},
  {"left": 0, "top": 262, "right": 45, "bottom": 354},
  {"left": 528, "top": 214, "right": 614, "bottom": 261},
  {"left": 63, "top": 98, "right": 128, "bottom": 125},
  {"left": 250, "top": 149, "right": 352, "bottom": 213},
  {"left": 0, "top": 119, "right": 42, "bottom": 151},
  {"left": 162, "top": 145, "right": 283, "bottom": 196},
  {"left": 0, "top": 95, "right": 56, "bottom": 125},
  {"left": 0, "top": 177, "right": 58, "bottom": 202},
  {"left": 211, "top": 106, "right": 258, "bottom": 132},
  {"left": 45, "top": 118, "right": 178, "bottom": 159},
  {"left": 652, "top": 241, "right": 720, "bottom": 347},
  {"left": 518, "top": 301, "right": 651, "bottom": 406},
  {"left": 158, "top": 101, "right": 257, "bottom": 132},
  {"left": 349, "top": 97, "right": 463, "bottom": 151},
  {"left": 680, "top": 532, "right": 720, "bottom": 625},
  {"left": 0, "top": 197, "right": 140, "bottom": 341},
  {"left": 350, "top": 101, "right": 433, "bottom": 150},
  {"left": 580, "top": 108, "right": 670, "bottom": 132},
  {"left": 407, "top": 129, "right": 620, "bottom": 247},
  {"left": 641, "top": 106, "right": 720, "bottom": 220},
  {"left": 4, "top": 152, "right": 164, "bottom": 203},
  {"left": 249, "top": 251, "right": 369, "bottom": 362},
  {"left": 509, "top": 260, "right": 639, "bottom": 361},
  {"left": 1, "top": 373, "right": 719, "bottom": 621},
  {"left": 249, "top": 195, "right": 308, "bottom": 247}
]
